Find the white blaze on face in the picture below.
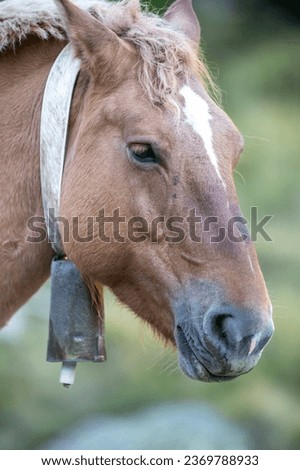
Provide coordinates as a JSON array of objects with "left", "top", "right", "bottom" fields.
[{"left": 180, "top": 85, "right": 225, "bottom": 188}]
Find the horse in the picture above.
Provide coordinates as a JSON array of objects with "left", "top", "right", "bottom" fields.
[{"left": 0, "top": 0, "right": 274, "bottom": 382}]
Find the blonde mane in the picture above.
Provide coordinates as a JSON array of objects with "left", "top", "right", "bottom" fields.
[{"left": 0, "top": 0, "right": 215, "bottom": 107}]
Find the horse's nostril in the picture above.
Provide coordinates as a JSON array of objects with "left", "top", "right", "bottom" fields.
[{"left": 210, "top": 313, "right": 232, "bottom": 346}]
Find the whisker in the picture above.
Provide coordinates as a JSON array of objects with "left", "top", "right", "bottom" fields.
[
  {"left": 165, "top": 363, "right": 180, "bottom": 377},
  {"left": 161, "top": 358, "right": 179, "bottom": 376},
  {"left": 234, "top": 169, "right": 246, "bottom": 186},
  {"left": 243, "top": 134, "right": 271, "bottom": 144}
]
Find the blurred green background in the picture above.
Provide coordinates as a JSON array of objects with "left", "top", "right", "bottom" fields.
[{"left": 0, "top": 0, "right": 299, "bottom": 450}]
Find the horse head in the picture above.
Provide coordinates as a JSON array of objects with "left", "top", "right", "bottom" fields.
[{"left": 57, "top": 0, "right": 274, "bottom": 382}]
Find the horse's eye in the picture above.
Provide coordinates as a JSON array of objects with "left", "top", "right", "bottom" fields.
[{"left": 129, "top": 143, "right": 159, "bottom": 164}]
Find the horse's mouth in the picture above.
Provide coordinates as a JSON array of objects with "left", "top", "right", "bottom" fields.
[{"left": 175, "top": 325, "right": 238, "bottom": 383}]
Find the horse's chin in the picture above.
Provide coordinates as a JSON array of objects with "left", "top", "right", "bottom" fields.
[{"left": 177, "top": 347, "right": 238, "bottom": 383}]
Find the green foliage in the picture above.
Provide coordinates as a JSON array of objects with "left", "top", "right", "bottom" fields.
[{"left": 0, "top": 0, "right": 299, "bottom": 450}]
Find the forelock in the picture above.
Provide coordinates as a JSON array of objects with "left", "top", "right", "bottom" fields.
[{"left": 103, "top": 2, "right": 214, "bottom": 109}]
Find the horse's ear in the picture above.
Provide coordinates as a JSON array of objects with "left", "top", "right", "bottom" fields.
[
  {"left": 164, "top": 0, "right": 201, "bottom": 46},
  {"left": 54, "top": 0, "right": 129, "bottom": 74},
  {"left": 126, "top": 0, "right": 141, "bottom": 19}
]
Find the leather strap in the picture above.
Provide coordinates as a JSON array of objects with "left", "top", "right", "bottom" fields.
[{"left": 40, "top": 44, "right": 81, "bottom": 256}]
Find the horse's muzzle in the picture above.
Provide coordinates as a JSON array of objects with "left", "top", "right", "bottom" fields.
[{"left": 175, "top": 304, "right": 274, "bottom": 382}]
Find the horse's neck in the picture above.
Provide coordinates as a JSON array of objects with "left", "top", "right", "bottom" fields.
[{"left": 0, "top": 37, "right": 65, "bottom": 325}]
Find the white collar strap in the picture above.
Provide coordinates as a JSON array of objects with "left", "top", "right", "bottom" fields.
[{"left": 40, "top": 44, "right": 81, "bottom": 256}]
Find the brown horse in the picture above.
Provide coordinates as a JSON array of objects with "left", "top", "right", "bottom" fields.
[{"left": 0, "top": 0, "right": 274, "bottom": 382}]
